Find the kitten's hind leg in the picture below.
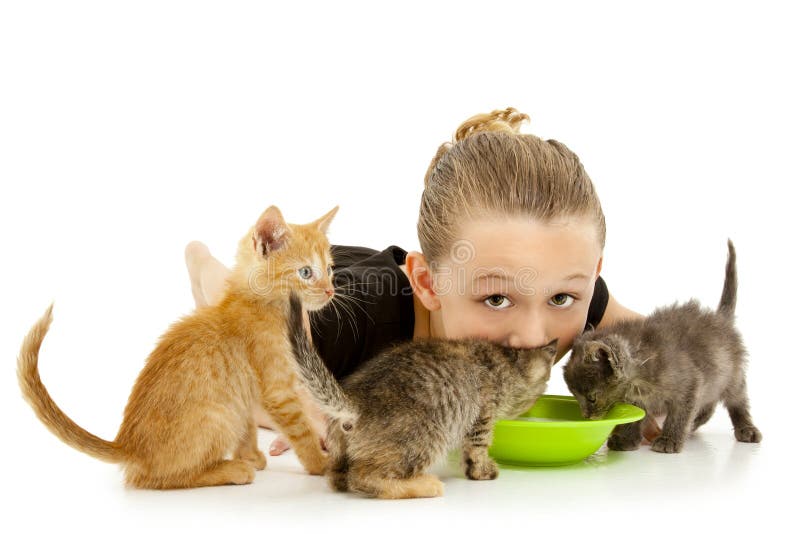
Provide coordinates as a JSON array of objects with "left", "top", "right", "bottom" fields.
[
  {"left": 327, "top": 453, "right": 349, "bottom": 492},
  {"left": 691, "top": 403, "right": 716, "bottom": 432},
  {"left": 262, "top": 385, "right": 327, "bottom": 475},
  {"left": 723, "top": 380, "right": 762, "bottom": 443},
  {"left": 462, "top": 411, "right": 499, "bottom": 480},
  {"left": 376, "top": 474, "right": 444, "bottom": 499},
  {"left": 189, "top": 460, "right": 255, "bottom": 488},
  {"left": 235, "top": 420, "right": 267, "bottom": 471},
  {"left": 348, "top": 467, "right": 444, "bottom": 499},
  {"left": 325, "top": 429, "right": 349, "bottom": 492}
]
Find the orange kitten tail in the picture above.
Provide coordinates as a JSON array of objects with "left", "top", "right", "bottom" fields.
[{"left": 17, "top": 304, "right": 126, "bottom": 464}]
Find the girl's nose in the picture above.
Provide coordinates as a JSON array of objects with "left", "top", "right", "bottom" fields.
[{"left": 506, "top": 322, "right": 549, "bottom": 349}]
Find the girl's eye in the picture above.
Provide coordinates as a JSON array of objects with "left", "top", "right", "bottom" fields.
[
  {"left": 298, "top": 266, "right": 313, "bottom": 280},
  {"left": 550, "top": 293, "right": 575, "bottom": 308},
  {"left": 484, "top": 294, "right": 512, "bottom": 309},
  {"left": 587, "top": 392, "right": 597, "bottom": 403}
]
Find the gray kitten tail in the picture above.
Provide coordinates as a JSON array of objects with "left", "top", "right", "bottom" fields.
[
  {"left": 286, "top": 291, "right": 358, "bottom": 428},
  {"left": 717, "top": 239, "right": 738, "bottom": 320}
]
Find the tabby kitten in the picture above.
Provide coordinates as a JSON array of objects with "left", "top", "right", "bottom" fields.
[
  {"left": 563, "top": 240, "right": 761, "bottom": 453},
  {"left": 17, "top": 204, "right": 338, "bottom": 488},
  {"left": 286, "top": 291, "right": 558, "bottom": 499}
]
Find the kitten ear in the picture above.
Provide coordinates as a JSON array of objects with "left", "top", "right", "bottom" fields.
[
  {"left": 312, "top": 205, "right": 339, "bottom": 234},
  {"left": 585, "top": 340, "right": 624, "bottom": 376},
  {"left": 253, "top": 205, "right": 290, "bottom": 257},
  {"left": 542, "top": 338, "right": 559, "bottom": 363}
]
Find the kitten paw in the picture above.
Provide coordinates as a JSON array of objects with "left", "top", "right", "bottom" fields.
[
  {"left": 735, "top": 425, "right": 762, "bottom": 443},
  {"left": 249, "top": 450, "right": 268, "bottom": 470},
  {"left": 651, "top": 436, "right": 683, "bottom": 453},
  {"left": 303, "top": 452, "right": 329, "bottom": 476},
  {"left": 465, "top": 458, "right": 499, "bottom": 480},
  {"left": 413, "top": 475, "right": 445, "bottom": 498},
  {"left": 607, "top": 434, "right": 640, "bottom": 451},
  {"left": 228, "top": 462, "right": 256, "bottom": 485},
  {"left": 236, "top": 449, "right": 267, "bottom": 470}
]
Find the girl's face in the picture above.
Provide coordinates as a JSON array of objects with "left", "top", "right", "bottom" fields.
[{"left": 409, "top": 216, "right": 603, "bottom": 358}]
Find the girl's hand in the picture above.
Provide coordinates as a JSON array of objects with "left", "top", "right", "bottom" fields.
[{"left": 269, "top": 407, "right": 329, "bottom": 456}]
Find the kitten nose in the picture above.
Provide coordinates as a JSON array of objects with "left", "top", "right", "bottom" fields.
[{"left": 324, "top": 288, "right": 334, "bottom": 297}]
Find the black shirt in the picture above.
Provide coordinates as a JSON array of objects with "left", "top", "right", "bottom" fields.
[{"left": 310, "top": 244, "right": 609, "bottom": 379}]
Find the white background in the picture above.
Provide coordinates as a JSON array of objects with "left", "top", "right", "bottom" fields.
[{"left": 1, "top": 1, "right": 797, "bottom": 532}]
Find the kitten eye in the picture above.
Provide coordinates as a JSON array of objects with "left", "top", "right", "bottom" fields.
[
  {"left": 550, "top": 293, "right": 575, "bottom": 308},
  {"left": 298, "top": 266, "right": 313, "bottom": 280},
  {"left": 587, "top": 392, "right": 597, "bottom": 403},
  {"left": 484, "top": 294, "right": 512, "bottom": 310}
]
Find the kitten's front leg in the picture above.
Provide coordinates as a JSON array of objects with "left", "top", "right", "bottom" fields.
[
  {"left": 235, "top": 419, "right": 267, "bottom": 470},
  {"left": 261, "top": 379, "right": 328, "bottom": 475},
  {"left": 462, "top": 410, "right": 499, "bottom": 481},
  {"left": 651, "top": 397, "right": 696, "bottom": 454},
  {"left": 607, "top": 399, "right": 646, "bottom": 450},
  {"left": 607, "top": 420, "right": 644, "bottom": 451}
]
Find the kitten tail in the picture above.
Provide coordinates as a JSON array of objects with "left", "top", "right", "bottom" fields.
[
  {"left": 716, "top": 239, "right": 738, "bottom": 320},
  {"left": 286, "top": 291, "right": 358, "bottom": 428},
  {"left": 17, "top": 304, "right": 126, "bottom": 463}
]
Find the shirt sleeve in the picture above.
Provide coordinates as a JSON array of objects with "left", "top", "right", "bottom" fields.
[{"left": 585, "top": 275, "right": 609, "bottom": 331}]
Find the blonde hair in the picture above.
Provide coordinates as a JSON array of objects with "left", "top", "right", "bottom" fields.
[{"left": 418, "top": 107, "right": 606, "bottom": 265}]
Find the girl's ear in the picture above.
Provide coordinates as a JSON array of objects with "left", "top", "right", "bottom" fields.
[
  {"left": 405, "top": 251, "right": 441, "bottom": 311},
  {"left": 312, "top": 205, "right": 339, "bottom": 234},
  {"left": 253, "top": 205, "right": 290, "bottom": 257}
]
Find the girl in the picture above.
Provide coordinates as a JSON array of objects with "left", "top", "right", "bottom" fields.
[{"left": 185, "top": 107, "right": 659, "bottom": 455}]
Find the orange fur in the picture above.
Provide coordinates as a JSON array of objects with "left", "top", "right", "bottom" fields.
[{"left": 17, "top": 204, "right": 339, "bottom": 488}]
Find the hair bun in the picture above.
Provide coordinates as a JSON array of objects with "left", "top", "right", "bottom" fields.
[{"left": 454, "top": 107, "right": 530, "bottom": 142}]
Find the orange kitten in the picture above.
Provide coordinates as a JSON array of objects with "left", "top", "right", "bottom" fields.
[{"left": 17, "top": 204, "right": 338, "bottom": 489}]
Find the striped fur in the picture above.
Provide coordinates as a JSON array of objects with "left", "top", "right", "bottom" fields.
[{"left": 17, "top": 205, "right": 339, "bottom": 488}]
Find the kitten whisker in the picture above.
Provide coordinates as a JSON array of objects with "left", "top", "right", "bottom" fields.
[{"left": 333, "top": 292, "right": 375, "bottom": 321}]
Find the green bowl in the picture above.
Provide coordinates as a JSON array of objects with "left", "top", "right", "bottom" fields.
[{"left": 488, "top": 394, "right": 645, "bottom": 467}]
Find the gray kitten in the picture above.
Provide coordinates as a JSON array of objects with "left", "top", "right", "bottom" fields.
[
  {"left": 563, "top": 239, "right": 761, "bottom": 453},
  {"left": 286, "top": 291, "right": 557, "bottom": 499}
]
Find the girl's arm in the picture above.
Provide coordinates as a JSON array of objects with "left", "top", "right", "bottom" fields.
[{"left": 595, "top": 292, "right": 646, "bottom": 329}]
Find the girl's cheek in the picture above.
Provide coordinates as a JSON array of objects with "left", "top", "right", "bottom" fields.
[
  {"left": 445, "top": 307, "right": 497, "bottom": 339},
  {"left": 464, "top": 314, "right": 508, "bottom": 341},
  {"left": 551, "top": 321, "right": 584, "bottom": 354}
]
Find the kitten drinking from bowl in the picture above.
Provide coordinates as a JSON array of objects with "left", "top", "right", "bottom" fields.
[
  {"left": 563, "top": 240, "right": 761, "bottom": 453},
  {"left": 286, "top": 291, "right": 558, "bottom": 499}
]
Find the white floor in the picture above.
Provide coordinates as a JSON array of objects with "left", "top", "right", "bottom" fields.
[{"left": 5, "top": 406, "right": 787, "bottom": 534}]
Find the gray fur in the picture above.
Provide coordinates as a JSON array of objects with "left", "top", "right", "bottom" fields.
[
  {"left": 286, "top": 293, "right": 358, "bottom": 424},
  {"left": 563, "top": 239, "right": 761, "bottom": 453},
  {"left": 287, "top": 291, "right": 557, "bottom": 498}
]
